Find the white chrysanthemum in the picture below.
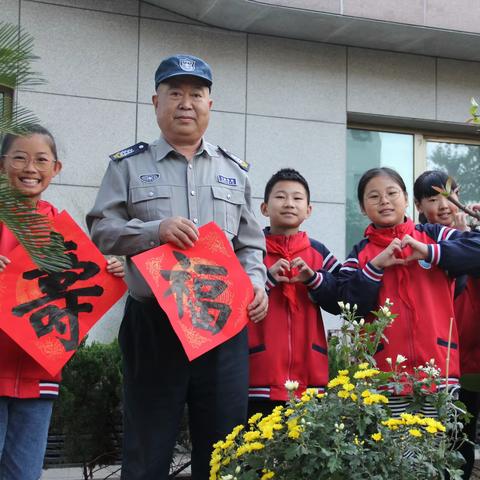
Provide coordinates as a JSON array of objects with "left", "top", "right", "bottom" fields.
[
  {"left": 396, "top": 354, "right": 407, "bottom": 364},
  {"left": 284, "top": 379, "right": 299, "bottom": 391}
]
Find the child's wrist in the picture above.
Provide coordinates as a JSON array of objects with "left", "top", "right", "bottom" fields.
[
  {"left": 266, "top": 271, "right": 278, "bottom": 291},
  {"left": 303, "top": 271, "right": 323, "bottom": 289}
]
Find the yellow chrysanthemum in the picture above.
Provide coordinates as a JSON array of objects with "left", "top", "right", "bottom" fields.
[
  {"left": 327, "top": 375, "right": 349, "bottom": 388},
  {"left": 248, "top": 413, "right": 263, "bottom": 425},
  {"left": 288, "top": 425, "right": 303, "bottom": 439},
  {"left": 371, "top": 432, "right": 383, "bottom": 442},
  {"left": 358, "top": 362, "right": 369, "bottom": 370},
  {"left": 243, "top": 431, "right": 261, "bottom": 442},
  {"left": 235, "top": 441, "right": 265, "bottom": 458},
  {"left": 354, "top": 368, "right": 380, "bottom": 379},
  {"left": 363, "top": 393, "right": 388, "bottom": 405},
  {"left": 354, "top": 436, "right": 364, "bottom": 446},
  {"left": 423, "top": 417, "right": 446, "bottom": 432},
  {"left": 409, "top": 429, "right": 422, "bottom": 437},
  {"left": 261, "top": 469, "right": 275, "bottom": 480}
]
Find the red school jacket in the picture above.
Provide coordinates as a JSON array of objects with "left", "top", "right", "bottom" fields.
[
  {"left": 455, "top": 276, "right": 480, "bottom": 375},
  {"left": 0, "top": 200, "right": 61, "bottom": 399},
  {"left": 248, "top": 229, "right": 341, "bottom": 401},
  {"left": 338, "top": 219, "right": 480, "bottom": 392}
]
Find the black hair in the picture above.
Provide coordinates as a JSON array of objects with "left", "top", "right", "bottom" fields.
[
  {"left": 413, "top": 170, "right": 458, "bottom": 202},
  {"left": 357, "top": 167, "right": 407, "bottom": 208},
  {"left": 264, "top": 168, "right": 310, "bottom": 203},
  {"left": 0, "top": 125, "right": 58, "bottom": 160}
]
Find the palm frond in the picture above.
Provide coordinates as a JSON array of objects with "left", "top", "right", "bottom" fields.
[
  {"left": 0, "top": 24, "right": 70, "bottom": 272},
  {"left": 0, "top": 103, "right": 41, "bottom": 136},
  {"left": 0, "top": 22, "right": 46, "bottom": 89},
  {"left": 0, "top": 174, "right": 73, "bottom": 272}
]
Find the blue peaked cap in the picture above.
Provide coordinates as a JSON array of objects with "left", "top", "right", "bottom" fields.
[{"left": 154, "top": 54, "right": 213, "bottom": 90}]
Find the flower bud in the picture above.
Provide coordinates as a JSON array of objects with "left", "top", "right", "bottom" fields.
[
  {"left": 396, "top": 354, "right": 407, "bottom": 364},
  {"left": 284, "top": 380, "right": 299, "bottom": 391}
]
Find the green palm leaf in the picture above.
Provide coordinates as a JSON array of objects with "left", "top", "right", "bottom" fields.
[
  {"left": 0, "top": 21, "right": 46, "bottom": 89},
  {"left": 0, "top": 21, "right": 44, "bottom": 135},
  {"left": 0, "top": 174, "right": 72, "bottom": 272},
  {"left": 1, "top": 22, "right": 72, "bottom": 272}
]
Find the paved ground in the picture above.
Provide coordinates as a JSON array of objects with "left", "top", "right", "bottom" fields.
[
  {"left": 42, "top": 454, "right": 479, "bottom": 480},
  {"left": 41, "top": 465, "right": 121, "bottom": 479},
  {"left": 472, "top": 464, "right": 480, "bottom": 480}
]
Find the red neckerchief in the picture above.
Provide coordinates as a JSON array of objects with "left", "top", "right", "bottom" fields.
[
  {"left": 265, "top": 230, "right": 311, "bottom": 312},
  {"left": 364, "top": 218, "right": 416, "bottom": 311}
]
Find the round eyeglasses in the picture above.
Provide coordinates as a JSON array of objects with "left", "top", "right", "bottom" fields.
[
  {"left": 364, "top": 190, "right": 401, "bottom": 206},
  {"left": 2, "top": 154, "right": 56, "bottom": 172}
]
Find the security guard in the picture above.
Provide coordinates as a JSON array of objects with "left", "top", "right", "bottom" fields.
[{"left": 86, "top": 54, "right": 268, "bottom": 480}]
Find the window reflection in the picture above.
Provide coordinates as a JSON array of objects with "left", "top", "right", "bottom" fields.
[
  {"left": 346, "top": 129, "right": 414, "bottom": 252},
  {"left": 426, "top": 142, "right": 480, "bottom": 204}
]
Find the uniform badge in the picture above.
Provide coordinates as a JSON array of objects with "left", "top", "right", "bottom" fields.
[
  {"left": 217, "top": 146, "right": 250, "bottom": 172},
  {"left": 217, "top": 175, "right": 237, "bottom": 186},
  {"left": 140, "top": 174, "right": 160, "bottom": 183},
  {"left": 179, "top": 58, "right": 195, "bottom": 72},
  {"left": 418, "top": 259, "right": 432, "bottom": 270},
  {"left": 110, "top": 142, "right": 148, "bottom": 161}
]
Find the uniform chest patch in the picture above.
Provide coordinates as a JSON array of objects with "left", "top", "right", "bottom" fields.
[
  {"left": 217, "top": 175, "right": 237, "bottom": 186},
  {"left": 140, "top": 174, "right": 160, "bottom": 183},
  {"left": 418, "top": 259, "right": 432, "bottom": 270}
]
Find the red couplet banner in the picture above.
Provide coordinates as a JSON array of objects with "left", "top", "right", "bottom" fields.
[
  {"left": 0, "top": 211, "right": 127, "bottom": 376},
  {"left": 132, "top": 222, "right": 254, "bottom": 361}
]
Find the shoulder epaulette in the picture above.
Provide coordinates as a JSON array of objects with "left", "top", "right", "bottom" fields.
[
  {"left": 109, "top": 142, "right": 149, "bottom": 161},
  {"left": 217, "top": 145, "right": 250, "bottom": 172}
]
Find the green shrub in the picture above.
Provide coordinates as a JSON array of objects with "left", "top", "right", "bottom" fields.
[{"left": 50, "top": 340, "right": 123, "bottom": 478}]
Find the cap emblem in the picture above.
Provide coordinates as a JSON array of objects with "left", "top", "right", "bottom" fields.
[{"left": 179, "top": 58, "right": 195, "bottom": 72}]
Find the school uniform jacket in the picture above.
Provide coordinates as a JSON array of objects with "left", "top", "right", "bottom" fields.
[
  {"left": 338, "top": 218, "right": 480, "bottom": 392},
  {"left": 248, "top": 229, "right": 341, "bottom": 401},
  {"left": 0, "top": 200, "right": 61, "bottom": 399},
  {"left": 455, "top": 276, "right": 480, "bottom": 375}
]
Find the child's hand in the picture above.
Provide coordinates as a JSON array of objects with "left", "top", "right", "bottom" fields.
[
  {"left": 370, "top": 238, "right": 405, "bottom": 270},
  {"left": 106, "top": 257, "right": 125, "bottom": 277},
  {"left": 269, "top": 258, "right": 290, "bottom": 283},
  {"left": 0, "top": 255, "right": 11, "bottom": 273},
  {"left": 470, "top": 203, "right": 480, "bottom": 213},
  {"left": 454, "top": 212, "right": 469, "bottom": 231},
  {"left": 289, "top": 257, "right": 315, "bottom": 283},
  {"left": 401, "top": 235, "right": 429, "bottom": 262}
]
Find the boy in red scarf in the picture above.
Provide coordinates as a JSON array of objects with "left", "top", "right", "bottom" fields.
[{"left": 247, "top": 169, "right": 341, "bottom": 417}]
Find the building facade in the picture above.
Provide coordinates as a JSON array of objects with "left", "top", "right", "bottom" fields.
[{"left": 3, "top": 0, "right": 480, "bottom": 333}]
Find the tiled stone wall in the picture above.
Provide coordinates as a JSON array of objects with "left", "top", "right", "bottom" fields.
[{"left": 2, "top": 0, "right": 480, "bottom": 333}]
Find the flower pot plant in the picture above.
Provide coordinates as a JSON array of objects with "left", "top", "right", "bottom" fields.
[{"left": 210, "top": 302, "right": 469, "bottom": 480}]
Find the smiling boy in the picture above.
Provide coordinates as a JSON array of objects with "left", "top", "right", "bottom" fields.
[{"left": 247, "top": 168, "right": 341, "bottom": 416}]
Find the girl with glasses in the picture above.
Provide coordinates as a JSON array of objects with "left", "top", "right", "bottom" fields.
[
  {"left": 338, "top": 167, "right": 480, "bottom": 420},
  {"left": 0, "top": 125, "right": 125, "bottom": 480}
]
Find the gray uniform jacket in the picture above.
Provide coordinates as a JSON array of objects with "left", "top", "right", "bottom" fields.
[{"left": 86, "top": 136, "right": 267, "bottom": 300}]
